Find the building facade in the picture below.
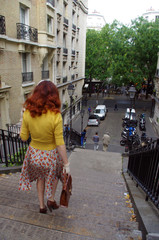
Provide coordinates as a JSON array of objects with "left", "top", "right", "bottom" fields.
[
  {"left": 87, "top": 11, "right": 106, "bottom": 31},
  {"left": 151, "top": 53, "right": 159, "bottom": 134},
  {"left": 142, "top": 8, "right": 159, "bottom": 22},
  {"left": 0, "top": 0, "right": 88, "bottom": 130}
]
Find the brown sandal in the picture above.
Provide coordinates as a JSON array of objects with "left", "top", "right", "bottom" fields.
[
  {"left": 39, "top": 206, "right": 47, "bottom": 214},
  {"left": 47, "top": 200, "right": 59, "bottom": 212}
]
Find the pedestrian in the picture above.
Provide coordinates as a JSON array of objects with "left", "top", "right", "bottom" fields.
[
  {"left": 88, "top": 106, "right": 91, "bottom": 116},
  {"left": 93, "top": 132, "right": 99, "bottom": 151},
  {"left": 102, "top": 132, "right": 110, "bottom": 152},
  {"left": 81, "top": 129, "right": 86, "bottom": 148},
  {"left": 64, "top": 124, "right": 70, "bottom": 147},
  {"left": 19, "top": 80, "right": 70, "bottom": 214},
  {"left": 114, "top": 103, "right": 118, "bottom": 111}
]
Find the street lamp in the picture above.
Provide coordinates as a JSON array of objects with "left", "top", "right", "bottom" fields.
[
  {"left": 67, "top": 83, "right": 75, "bottom": 130},
  {"left": 80, "top": 109, "right": 85, "bottom": 133},
  {"left": 128, "top": 85, "right": 136, "bottom": 108}
]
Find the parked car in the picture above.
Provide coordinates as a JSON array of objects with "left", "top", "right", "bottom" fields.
[
  {"left": 93, "top": 105, "right": 107, "bottom": 120},
  {"left": 87, "top": 114, "right": 100, "bottom": 126}
]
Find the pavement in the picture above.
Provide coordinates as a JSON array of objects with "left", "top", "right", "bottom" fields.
[{"left": 0, "top": 93, "right": 159, "bottom": 240}]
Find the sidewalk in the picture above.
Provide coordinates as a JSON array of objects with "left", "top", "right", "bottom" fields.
[{"left": 0, "top": 149, "right": 142, "bottom": 240}]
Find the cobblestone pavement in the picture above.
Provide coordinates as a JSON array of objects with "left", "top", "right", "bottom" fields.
[{"left": 0, "top": 149, "right": 142, "bottom": 240}]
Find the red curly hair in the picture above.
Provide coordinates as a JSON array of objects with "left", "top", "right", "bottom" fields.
[{"left": 24, "top": 81, "right": 61, "bottom": 117}]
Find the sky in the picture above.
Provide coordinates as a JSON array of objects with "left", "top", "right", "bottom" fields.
[{"left": 88, "top": 0, "right": 159, "bottom": 25}]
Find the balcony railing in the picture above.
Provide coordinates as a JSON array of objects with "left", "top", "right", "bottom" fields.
[
  {"left": 63, "top": 17, "right": 69, "bottom": 26},
  {"left": 71, "top": 74, "right": 75, "bottom": 80},
  {"left": 41, "top": 70, "right": 49, "bottom": 79},
  {"left": 63, "top": 76, "right": 67, "bottom": 83},
  {"left": 72, "top": 24, "right": 76, "bottom": 31},
  {"left": 0, "top": 15, "right": 6, "bottom": 35},
  {"left": 47, "top": 0, "right": 55, "bottom": 7},
  {"left": 63, "top": 47, "right": 68, "bottom": 55},
  {"left": 17, "top": 23, "right": 38, "bottom": 42},
  {"left": 73, "top": 0, "right": 78, "bottom": 4},
  {"left": 22, "top": 72, "right": 33, "bottom": 83},
  {"left": 71, "top": 49, "right": 75, "bottom": 55}
]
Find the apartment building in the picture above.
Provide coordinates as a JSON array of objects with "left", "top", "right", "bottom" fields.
[
  {"left": 142, "top": 8, "right": 159, "bottom": 22},
  {"left": 87, "top": 11, "right": 106, "bottom": 31},
  {"left": 0, "top": 0, "right": 88, "bottom": 130}
]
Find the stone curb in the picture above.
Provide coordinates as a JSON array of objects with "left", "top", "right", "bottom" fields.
[{"left": 0, "top": 166, "right": 22, "bottom": 174}]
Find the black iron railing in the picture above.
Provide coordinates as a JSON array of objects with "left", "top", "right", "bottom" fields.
[
  {"left": 0, "top": 129, "right": 31, "bottom": 167},
  {"left": 71, "top": 49, "right": 75, "bottom": 55},
  {"left": 17, "top": 23, "right": 38, "bottom": 42},
  {"left": 22, "top": 72, "right": 33, "bottom": 83},
  {"left": 42, "top": 70, "right": 49, "bottom": 79},
  {"left": 72, "top": 24, "right": 76, "bottom": 31},
  {"left": 0, "top": 15, "right": 6, "bottom": 35},
  {"left": 63, "top": 47, "right": 68, "bottom": 55},
  {"left": 63, "top": 76, "right": 67, "bottom": 83},
  {"left": 71, "top": 74, "right": 75, "bottom": 80},
  {"left": 47, "top": 0, "right": 55, "bottom": 7},
  {"left": 70, "top": 128, "right": 81, "bottom": 146},
  {"left": 128, "top": 139, "right": 159, "bottom": 209},
  {"left": 63, "top": 17, "right": 69, "bottom": 26}
]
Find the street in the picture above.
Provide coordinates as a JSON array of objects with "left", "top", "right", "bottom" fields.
[{"left": 72, "top": 94, "right": 158, "bottom": 153}]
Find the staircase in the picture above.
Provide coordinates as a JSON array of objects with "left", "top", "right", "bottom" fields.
[{"left": 0, "top": 149, "right": 142, "bottom": 240}]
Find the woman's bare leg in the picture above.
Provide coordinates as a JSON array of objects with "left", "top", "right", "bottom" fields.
[
  {"left": 37, "top": 178, "right": 45, "bottom": 209},
  {"left": 48, "top": 178, "right": 59, "bottom": 202}
]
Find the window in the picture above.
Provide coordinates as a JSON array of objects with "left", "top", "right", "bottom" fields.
[
  {"left": 20, "top": 4, "right": 29, "bottom": 25},
  {"left": 156, "top": 15, "right": 159, "bottom": 21},
  {"left": 63, "top": 33, "right": 66, "bottom": 48},
  {"left": 22, "top": 53, "right": 31, "bottom": 72},
  {"left": 47, "top": 15, "right": 53, "bottom": 34},
  {"left": 72, "top": 10, "right": 75, "bottom": 24}
]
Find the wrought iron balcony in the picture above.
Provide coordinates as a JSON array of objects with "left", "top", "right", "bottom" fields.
[
  {"left": 71, "top": 74, "right": 75, "bottom": 80},
  {"left": 47, "top": 0, "right": 55, "bottom": 7},
  {"left": 22, "top": 72, "right": 33, "bottom": 83},
  {"left": 17, "top": 23, "right": 38, "bottom": 42},
  {"left": 63, "top": 76, "right": 67, "bottom": 83},
  {"left": 0, "top": 15, "right": 6, "bottom": 35},
  {"left": 71, "top": 50, "right": 75, "bottom": 55},
  {"left": 73, "top": 0, "right": 78, "bottom": 4},
  {"left": 63, "top": 48, "right": 68, "bottom": 55},
  {"left": 41, "top": 70, "right": 49, "bottom": 79},
  {"left": 63, "top": 17, "right": 69, "bottom": 26},
  {"left": 72, "top": 24, "right": 76, "bottom": 31}
]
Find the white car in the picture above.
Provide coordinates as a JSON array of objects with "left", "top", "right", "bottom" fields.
[{"left": 94, "top": 105, "right": 107, "bottom": 120}]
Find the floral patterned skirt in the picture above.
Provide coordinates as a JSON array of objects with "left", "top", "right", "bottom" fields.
[{"left": 19, "top": 145, "right": 64, "bottom": 199}]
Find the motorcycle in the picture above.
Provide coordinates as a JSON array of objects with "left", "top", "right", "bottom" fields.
[
  {"left": 139, "top": 113, "right": 146, "bottom": 131},
  {"left": 139, "top": 118, "right": 146, "bottom": 131}
]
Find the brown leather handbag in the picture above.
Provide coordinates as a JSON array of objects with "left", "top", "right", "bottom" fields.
[{"left": 60, "top": 174, "right": 72, "bottom": 207}]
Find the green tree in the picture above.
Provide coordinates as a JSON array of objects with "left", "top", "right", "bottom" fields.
[{"left": 85, "top": 18, "right": 159, "bottom": 93}]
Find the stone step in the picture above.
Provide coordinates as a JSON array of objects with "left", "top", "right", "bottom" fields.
[{"left": 0, "top": 149, "right": 142, "bottom": 240}]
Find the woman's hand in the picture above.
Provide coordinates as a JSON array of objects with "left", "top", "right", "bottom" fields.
[{"left": 63, "top": 162, "right": 70, "bottom": 174}]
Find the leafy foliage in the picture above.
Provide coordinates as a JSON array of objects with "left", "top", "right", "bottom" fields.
[{"left": 85, "top": 17, "right": 159, "bottom": 89}]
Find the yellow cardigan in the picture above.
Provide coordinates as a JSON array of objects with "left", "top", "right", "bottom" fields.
[{"left": 20, "top": 110, "right": 64, "bottom": 150}]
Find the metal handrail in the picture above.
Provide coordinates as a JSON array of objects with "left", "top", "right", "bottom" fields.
[
  {"left": 128, "top": 139, "right": 159, "bottom": 209},
  {"left": 0, "top": 129, "right": 31, "bottom": 167}
]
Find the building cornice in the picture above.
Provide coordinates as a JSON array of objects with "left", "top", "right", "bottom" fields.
[
  {"left": 0, "top": 34, "right": 56, "bottom": 49},
  {"left": 78, "top": 1, "right": 88, "bottom": 14}
]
